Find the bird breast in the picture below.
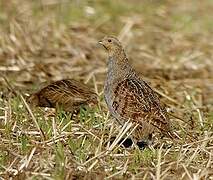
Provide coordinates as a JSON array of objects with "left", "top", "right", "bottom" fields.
[
  {"left": 104, "top": 57, "right": 125, "bottom": 120},
  {"left": 104, "top": 58, "right": 115, "bottom": 110}
]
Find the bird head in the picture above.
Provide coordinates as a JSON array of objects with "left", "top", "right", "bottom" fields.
[
  {"left": 99, "top": 36, "right": 123, "bottom": 55},
  {"left": 26, "top": 94, "right": 39, "bottom": 107}
]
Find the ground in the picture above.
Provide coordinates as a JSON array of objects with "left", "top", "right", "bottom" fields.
[{"left": 0, "top": 0, "right": 213, "bottom": 179}]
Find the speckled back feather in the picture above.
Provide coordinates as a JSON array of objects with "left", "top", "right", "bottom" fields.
[{"left": 27, "top": 79, "right": 98, "bottom": 112}]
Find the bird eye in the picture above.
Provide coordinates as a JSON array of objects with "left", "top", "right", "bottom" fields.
[{"left": 108, "top": 39, "right": 112, "bottom": 43}]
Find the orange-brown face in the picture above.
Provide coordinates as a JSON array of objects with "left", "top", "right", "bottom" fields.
[{"left": 99, "top": 36, "right": 122, "bottom": 53}]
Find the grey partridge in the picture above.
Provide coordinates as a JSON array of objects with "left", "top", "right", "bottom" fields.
[
  {"left": 27, "top": 79, "right": 98, "bottom": 113},
  {"left": 99, "top": 36, "right": 172, "bottom": 144}
]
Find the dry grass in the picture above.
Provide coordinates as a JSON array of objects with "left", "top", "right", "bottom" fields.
[{"left": 0, "top": 0, "right": 213, "bottom": 179}]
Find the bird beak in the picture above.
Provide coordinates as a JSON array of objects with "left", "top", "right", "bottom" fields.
[
  {"left": 98, "top": 40, "right": 107, "bottom": 50},
  {"left": 98, "top": 41, "right": 107, "bottom": 49},
  {"left": 98, "top": 40, "right": 103, "bottom": 45}
]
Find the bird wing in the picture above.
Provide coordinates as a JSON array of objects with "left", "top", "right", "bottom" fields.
[
  {"left": 44, "top": 80, "right": 90, "bottom": 106},
  {"left": 112, "top": 78, "right": 170, "bottom": 131},
  {"left": 35, "top": 79, "right": 94, "bottom": 111}
]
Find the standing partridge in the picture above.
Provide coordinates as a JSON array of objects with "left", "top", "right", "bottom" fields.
[
  {"left": 27, "top": 79, "right": 98, "bottom": 113},
  {"left": 99, "top": 36, "right": 172, "bottom": 145}
]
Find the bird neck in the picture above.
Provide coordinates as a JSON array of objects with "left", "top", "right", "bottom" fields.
[
  {"left": 107, "top": 48, "right": 132, "bottom": 79},
  {"left": 108, "top": 48, "right": 129, "bottom": 68}
]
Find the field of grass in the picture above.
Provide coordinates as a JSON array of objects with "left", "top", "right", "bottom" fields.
[{"left": 0, "top": 0, "right": 213, "bottom": 179}]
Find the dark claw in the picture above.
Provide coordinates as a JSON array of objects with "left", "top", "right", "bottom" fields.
[
  {"left": 119, "top": 138, "right": 133, "bottom": 148},
  {"left": 136, "top": 140, "right": 148, "bottom": 150},
  {"left": 109, "top": 137, "right": 133, "bottom": 148}
]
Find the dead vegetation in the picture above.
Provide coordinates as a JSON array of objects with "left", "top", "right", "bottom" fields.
[{"left": 0, "top": 0, "right": 213, "bottom": 179}]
